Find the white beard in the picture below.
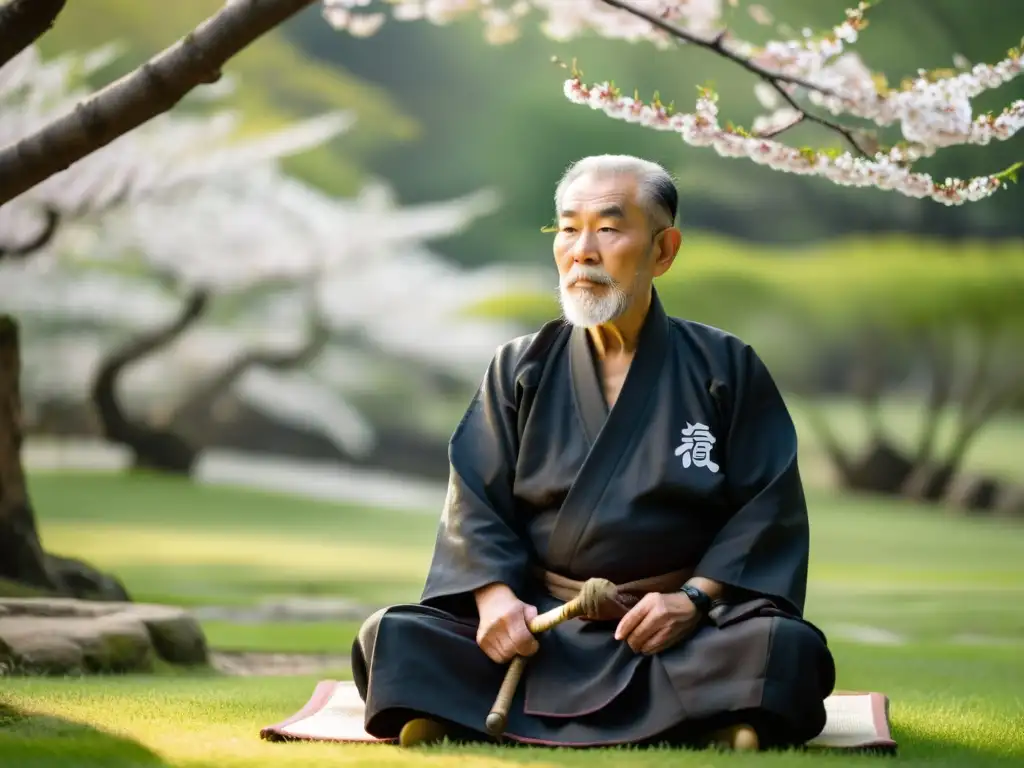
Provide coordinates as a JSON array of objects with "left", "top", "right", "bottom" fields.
[{"left": 557, "top": 265, "right": 631, "bottom": 327}]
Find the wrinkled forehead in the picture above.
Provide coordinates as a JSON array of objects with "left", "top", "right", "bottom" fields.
[{"left": 556, "top": 173, "right": 644, "bottom": 221}]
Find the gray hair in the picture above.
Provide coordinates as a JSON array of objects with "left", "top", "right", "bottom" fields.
[{"left": 554, "top": 154, "right": 679, "bottom": 232}]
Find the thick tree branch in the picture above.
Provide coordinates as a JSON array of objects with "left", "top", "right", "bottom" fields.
[
  {"left": 926, "top": 327, "right": 1019, "bottom": 480},
  {"left": 0, "top": 0, "right": 316, "bottom": 205},
  {"left": 959, "top": 328, "right": 1001, "bottom": 415},
  {"left": 0, "top": 0, "right": 67, "bottom": 70},
  {"left": 90, "top": 290, "right": 210, "bottom": 473},
  {"left": 599, "top": 0, "right": 873, "bottom": 158},
  {"left": 941, "top": 376, "right": 1020, "bottom": 476},
  {"left": 171, "top": 316, "right": 330, "bottom": 421},
  {"left": 0, "top": 207, "right": 60, "bottom": 260}
]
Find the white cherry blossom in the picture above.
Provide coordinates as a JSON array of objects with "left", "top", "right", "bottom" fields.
[
  {"left": 565, "top": 78, "right": 1018, "bottom": 205},
  {"left": 3, "top": 142, "right": 542, "bottom": 457},
  {"left": 323, "top": 0, "right": 1023, "bottom": 202}
]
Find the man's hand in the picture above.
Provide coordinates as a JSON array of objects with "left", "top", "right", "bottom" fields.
[
  {"left": 474, "top": 583, "right": 540, "bottom": 664},
  {"left": 614, "top": 592, "right": 701, "bottom": 655}
]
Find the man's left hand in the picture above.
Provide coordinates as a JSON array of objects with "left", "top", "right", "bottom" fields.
[{"left": 613, "top": 592, "right": 701, "bottom": 655}]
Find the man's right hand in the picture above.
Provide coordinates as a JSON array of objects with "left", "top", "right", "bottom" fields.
[{"left": 474, "top": 583, "right": 540, "bottom": 664}]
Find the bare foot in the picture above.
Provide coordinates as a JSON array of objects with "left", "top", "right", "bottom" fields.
[
  {"left": 709, "top": 723, "right": 760, "bottom": 751},
  {"left": 399, "top": 718, "right": 448, "bottom": 747}
]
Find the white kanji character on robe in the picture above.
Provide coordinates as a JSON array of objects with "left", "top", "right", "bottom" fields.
[{"left": 674, "top": 422, "right": 720, "bottom": 473}]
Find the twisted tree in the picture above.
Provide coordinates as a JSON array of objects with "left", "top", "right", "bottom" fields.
[{"left": 0, "top": 38, "right": 346, "bottom": 595}]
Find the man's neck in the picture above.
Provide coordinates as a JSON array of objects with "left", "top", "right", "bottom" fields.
[{"left": 586, "top": 288, "right": 651, "bottom": 359}]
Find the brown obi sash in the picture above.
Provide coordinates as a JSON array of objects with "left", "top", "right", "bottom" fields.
[{"left": 537, "top": 567, "right": 694, "bottom": 622}]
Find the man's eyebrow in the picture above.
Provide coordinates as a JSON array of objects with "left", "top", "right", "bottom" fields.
[
  {"left": 557, "top": 205, "right": 626, "bottom": 219},
  {"left": 597, "top": 204, "right": 626, "bottom": 219}
]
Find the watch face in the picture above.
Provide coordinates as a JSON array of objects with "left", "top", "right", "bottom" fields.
[{"left": 683, "top": 586, "right": 709, "bottom": 611}]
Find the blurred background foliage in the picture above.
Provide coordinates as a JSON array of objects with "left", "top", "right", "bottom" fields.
[
  {"left": 39, "top": 0, "right": 1024, "bottom": 267},
  {"left": 12, "top": 0, "right": 1024, "bottom": 517}
]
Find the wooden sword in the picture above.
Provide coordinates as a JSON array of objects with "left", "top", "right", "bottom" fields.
[{"left": 484, "top": 577, "right": 618, "bottom": 736}]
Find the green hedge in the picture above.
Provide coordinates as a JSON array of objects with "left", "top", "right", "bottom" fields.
[{"left": 472, "top": 236, "right": 1024, "bottom": 339}]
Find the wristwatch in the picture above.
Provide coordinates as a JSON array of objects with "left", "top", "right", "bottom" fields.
[{"left": 680, "top": 584, "right": 713, "bottom": 615}]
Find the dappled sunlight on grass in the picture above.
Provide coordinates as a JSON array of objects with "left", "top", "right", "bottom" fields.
[
  {"left": 38, "top": 523, "right": 431, "bottom": 607},
  {"left": 2, "top": 669, "right": 1022, "bottom": 767},
  {"left": 201, "top": 621, "right": 363, "bottom": 654},
  {"left": 42, "top": 524, "right": 431, "bottom": 580}
]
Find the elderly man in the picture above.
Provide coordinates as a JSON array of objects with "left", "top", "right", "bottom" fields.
[{"left": 351, "top": 155, "right": 836, "bottom": 751}]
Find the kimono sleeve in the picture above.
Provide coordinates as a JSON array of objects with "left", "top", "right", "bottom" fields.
[
  {"left": 694, "top": 343, "right": 810, "bottom": 616},
  {"left": 419, "top": 344, "right": 531, "bottom": 616}
]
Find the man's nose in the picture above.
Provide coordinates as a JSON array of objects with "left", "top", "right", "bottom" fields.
[{"left": 570, "top": 231, "right": 600, "bottom": 263}]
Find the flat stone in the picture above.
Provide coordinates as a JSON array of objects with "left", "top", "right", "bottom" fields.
[
  {"left": 0, "top": 597, "right": 128, "bottom": 618},
  {"left": 0, "top": 615, "right": 153, "bottom": 674},
  {"left": 0, "top": 631, "right": 84, "bottom": 675},
  {"left": 0, "top": 598, "right": 208, "bottom": 676},
  {"left": 130, "top": 604, "right": 208, "bottom": 665}
]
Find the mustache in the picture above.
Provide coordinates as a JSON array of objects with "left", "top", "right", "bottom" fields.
[{"left": 561, "top": 265, "right": 616, "bottom": 288}]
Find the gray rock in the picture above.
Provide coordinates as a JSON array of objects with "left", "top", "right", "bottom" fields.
[
  {"left": 0, "top": 597, "right": 127, "bottom": 618},
  {"left": 131, "top": 604, "right": 208, "bottom": 665},
  {"left": 0, "top": 622, "right": 86, "bottom": 675},
  {"left": 0, "top": 598, "right": 208, "bottom": 676}
]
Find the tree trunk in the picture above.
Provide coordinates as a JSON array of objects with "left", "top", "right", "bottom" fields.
[
  {"left": 849, "top": 327, "right": 888, "bottom": 445},
  {"left": 0, "top": 317, "right": 53, "bottom": 590},
  {"left": 91, "top": 290, "right": 210, "bottom": 475},
  {"left": 802, "top": 397, "right": 915, "bottom": 495},
  {"left": 900, "top": 330, "right": 957, "bottom": 502},
  {"left": 0, "top": 315, "right": 129, "bottom": 600},
  {"left": 844, "top": 438, "right": 917, "bottom": 495}
]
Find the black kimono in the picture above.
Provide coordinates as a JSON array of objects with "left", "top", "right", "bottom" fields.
[{"left": 351, "top": 289, "right": 836, "bottom": 748}]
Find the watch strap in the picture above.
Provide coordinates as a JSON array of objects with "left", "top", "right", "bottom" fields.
[{"left": 680, "top": 584, "right": 713, "bottom": 615}]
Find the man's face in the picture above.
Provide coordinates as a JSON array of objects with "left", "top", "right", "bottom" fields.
[{"left": 552, "top": 172, "right": 678, "bottom": 328}]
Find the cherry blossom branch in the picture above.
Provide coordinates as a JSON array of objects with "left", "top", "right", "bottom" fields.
[
  {"left": 0, "top": 0, "right": 316, "bottom": 206},
  {"left": 565, "top": 79, "right": 1020, "bottom": 205},
  {"left": 599, "top": 0, "right": 834, "bottom": 95},
  {"left": 0, "top": 0, "right": 66, "bottom": 70},
  {"left": 598, "top": 0, "right": 874, "bottom": 156}
]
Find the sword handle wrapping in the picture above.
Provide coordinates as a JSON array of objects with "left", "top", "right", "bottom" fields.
[{"left": 528, "top": 598, "right": 584, "bottom": 633}]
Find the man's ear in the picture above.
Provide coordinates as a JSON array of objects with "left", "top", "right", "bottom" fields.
[{"left": 653, "top": 227, "right": 682, "bottom": 277}]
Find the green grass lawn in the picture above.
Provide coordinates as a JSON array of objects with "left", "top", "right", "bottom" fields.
[{"left": 2, "top": 470, "right": 1023, "bottom": 767}]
